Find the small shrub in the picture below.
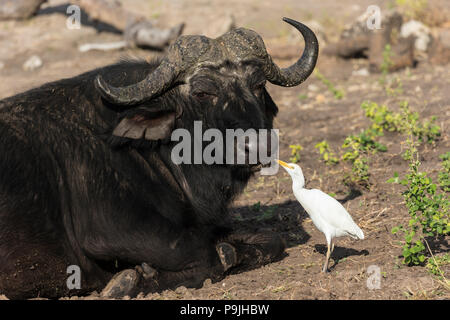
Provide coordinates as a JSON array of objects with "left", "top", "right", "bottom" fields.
[
  {"left": 314, "top": 69, "right": 344, "bottom": 100},
  {"left": 426, "top": 253, "right": 449, "bottom": 278},
  {"left": 361, "top": 100, "right": 441, "bottom": 145},
  {"left": 389, "top": 138, "right": 449, "bottom": 266},
  {"left": 314, "top": 140, "right": 339, "bottom": 165},
  {"left": 438, "top": 152, "right": 450, "bottom": 192},
  {"left": 289, "top": 144, "right": 303, "bottom": 163}
]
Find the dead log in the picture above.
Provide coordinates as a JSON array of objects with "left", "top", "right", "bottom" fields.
[
  {"left": 0, "top": 0, "right": 47, "bottom": 20},
  {"left": 73, "top": 0, "right": 146, "bottom": 31},
  {"left": 322, "top": 36, "right": 370, "bottom": 58},
  {"left": 74, "top": 0, "right": 184, "bottom": 50}
]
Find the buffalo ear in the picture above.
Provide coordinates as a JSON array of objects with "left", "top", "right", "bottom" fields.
[{"left": 113, "top": 109, "right": 176, "bottom": 141}]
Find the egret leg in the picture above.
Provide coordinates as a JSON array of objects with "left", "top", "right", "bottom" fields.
[{"left": 322, "top": 242, "right": 331, "bottom": 273}]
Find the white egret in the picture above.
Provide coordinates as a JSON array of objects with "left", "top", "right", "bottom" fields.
[{"left": 277, "top": 160, "right": 364, "bottom": 272}]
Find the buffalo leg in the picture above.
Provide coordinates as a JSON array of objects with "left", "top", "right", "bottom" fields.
[{"left": 221, "top": 230, "right": 286, "bottom": 273}]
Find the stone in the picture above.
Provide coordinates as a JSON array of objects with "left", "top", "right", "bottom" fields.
[
  {"left": 352, "top": 68, "right": 369, "bottom": 76},
  {"left": 401, "top": 20, "right": 431, "bottom": 52},
  {"left": 100, "top": 269, "right": 140, "bottom": 299},
  {"left": 429, "top": 28, "right": 450, "bottom": 65},
  {"left": 23, "top": 55, "right": 42, "bottom": 71}
]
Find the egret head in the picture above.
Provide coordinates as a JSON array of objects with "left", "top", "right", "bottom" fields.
[{"left": 276, "top": 160, "right": 305, "bottom": 188}]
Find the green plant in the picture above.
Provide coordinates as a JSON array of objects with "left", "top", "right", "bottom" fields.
[
  {"left": 298, "top": 93, "right": 308, "bottom": 101},
  {"left": 361, "top": 101, "right": 441, "bottom": 145},
  {"left": 362, "top": 101, "right": 398, "bottom": 133},
  {"left": 379, "top": 45, "right": 405, "bottom": 96},
  {"left": 314, "top": 140, "right": 339, "bottom": 165},
  {"left": 426, "top": 253, "right": 449, "bottom": 278},
  {"left": 380, "top": 44, "right": 393, "bottom": 83},
  {"left": 438, "top": 152, "right": 450, "bottom": 192},
  {"left": 314, "top": 69, "right": 344, "bottom": 100},
  {"left": 351, "top": 157, "right": 370, "bottom": 183},
  {"left": 385, "top": 77, "right": 404, "bottom": 97},
  {"left": 389, "top": 137, "right": 449, "bottom": 265},
  {"left": 289, "top": 144, "right": 303, "bottom": 163},
  {"left": 341, "top": 128, "right": 387, "bottom": 184},
  {"left": 397, "top": 101, "right": 440, "bottom": 144},
  {"left": 251, "top": 201, "right": 261, "bottom": 212},
  {"left": 395, "top": 0, "right": 428, "bottom": 20},
  {"left": 258, "top": 205, "right": 278, "bottom": 221}
]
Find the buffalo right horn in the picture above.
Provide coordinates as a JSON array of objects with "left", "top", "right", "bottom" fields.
[
  {"left": 264, "top": 17, "right": 319, "bottom": 87},
  {"left": 95, "top": 35, "right": 215, "bottom": 106},
  {"left": 95, "top": 58, "right": 179, "bottom": 106}
]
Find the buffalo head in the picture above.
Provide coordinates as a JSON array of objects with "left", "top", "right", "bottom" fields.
[{"left": 95, "top": 18, "right": 318, "bottom": 166}]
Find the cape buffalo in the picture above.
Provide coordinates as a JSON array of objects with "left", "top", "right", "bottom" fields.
[{"left": 0, "top": 18, "right": 318, "bottom": 299}]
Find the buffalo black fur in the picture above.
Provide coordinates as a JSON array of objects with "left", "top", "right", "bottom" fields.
[{"left": 0, "top": 59, "right": 285, "bottom": 299}]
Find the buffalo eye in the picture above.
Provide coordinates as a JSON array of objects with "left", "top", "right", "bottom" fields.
[
  {"left": 192, "top": 91, "right": 216, "bottom": 101},
  {"left": 252, "top": 82, "right": 266, "bottom": 96}
]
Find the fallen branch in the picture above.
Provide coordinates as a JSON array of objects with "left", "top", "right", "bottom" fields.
[{"left": 78, "top": 41, "right": 127, "bottom": 52}]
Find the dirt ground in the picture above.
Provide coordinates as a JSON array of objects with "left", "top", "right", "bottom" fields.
[{"left": 0, "top": 0, "right": 449, "bottom": 300}]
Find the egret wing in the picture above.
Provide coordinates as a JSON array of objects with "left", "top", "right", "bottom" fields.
[{"left": 302, "top": 189, "right": 363, "bottom": 238}]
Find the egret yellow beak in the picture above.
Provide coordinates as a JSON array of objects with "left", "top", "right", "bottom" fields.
[{"left": 276, "top": 159, "right": 294, "bottom": 169}]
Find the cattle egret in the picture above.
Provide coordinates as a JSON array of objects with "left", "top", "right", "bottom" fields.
[{"left": 277, "top": 160, "right": 364, "bottom": 272}]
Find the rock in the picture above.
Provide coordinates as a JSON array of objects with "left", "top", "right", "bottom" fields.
[
  {"left": 438, "top": 29, "right": 450, "bottom": 49},
  {"left": 0, "top": 294, "right": 9, "bottom": 300},
  {"left": 341, "top": 9, "right": 402, "bottom": 40},
  {"left": 100, "top": 269, "right": 140, "bottom": 299},
  {"left": 23, "top": 55, "right": 42, "bottom": 71},
  {"left": 126, "top": 21, "right": 185, "bottom": 49},
  {"left": 203, "top": 278, "right": 212, "bottom": 287},
  {"left": 368, "top": 13, "right": 415, "bottom": 73},
  {"left": 429, "top": 28, "right": 450, "bottom": 65},
  {"left": 0, "top": 0, "right": 46, "bottom": 21},
  {"left": 324, "top": 10, "right": 403, "bottom": 59},
  {"left": 401, "top": 20, "right": 431, "bottom": 52},
  {"left": 175, "top": 286, "right": 188, "bottom": 294},
  {"left": 348, "top": 85, "right": 361, "bottom": 92},
  {"left": 307, "top": 84, "right": 319, "bottom": 92},
  {"left": 135, "top": 292, "right": 145, "bottom": 299},
  {"left": 315, "top": 94, "right": 326, "bottom": 103},
  {"left": 205, "top": 13, "right": 235, "bottom": 38},
  {"left": 352, "top": 68, "right": 369, "bottom": 76}
]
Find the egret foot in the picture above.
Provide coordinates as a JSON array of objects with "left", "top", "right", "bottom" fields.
[
  {"left": 321, "top": 239, "right": 335, "bottom": 273},
  {"left": 100, "top": 269, "right": 140, "bottom": 298}
]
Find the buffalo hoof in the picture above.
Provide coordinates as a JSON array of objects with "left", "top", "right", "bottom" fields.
[
  {"left": 135, "top": 262, "right": 158, "bottom": 280},
  {"left": 216, "top": 242, "right": 237, "bottom": 272},
  {"left": 100, "top": 269, "right": 140, "bottom": 299}
]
